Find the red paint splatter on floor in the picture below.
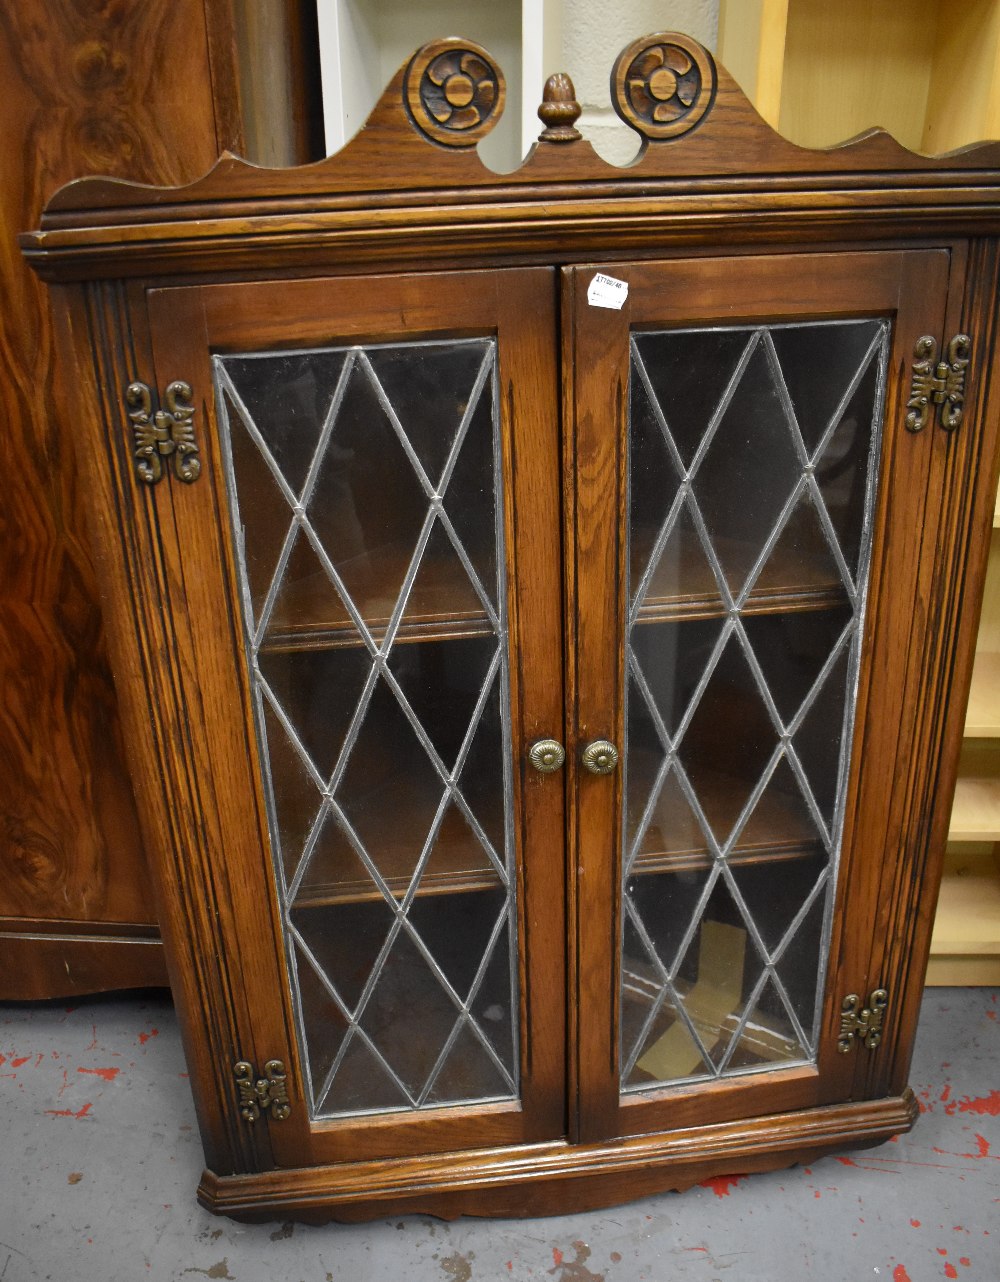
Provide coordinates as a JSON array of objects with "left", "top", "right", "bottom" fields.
[
  {"left": 893, "top": 1266, "right": 912, "bottom": 1282},
  {"left": 957, "top": 1091, "right": 1000, "bottom": 1117},
  {"left": 138, "top": 1029, "right": 159, "bottom": 1046},
  {"left": 960, "top": 1259, "right": 971, "bottom": 1268},
  {"left": 987, "top": 1010, "right": 997, "bottom": 1021},
  {"left": 911, "top": 1219, "right": 922, "bottom": 1228},
  {"left": 941, "top": 1085, "right": 952, "bottom": 1103},
  {"left": 552, "top": 1248, "right": 563, "bottom": 1267},
  {"left": 814, "top": 1190, "right": 822, "bottom": 1198},
  {"left": 938, "top": 1249, "right": 948, "bottom": 1256},
  {"left": 86, "top": 1026, "right": 97, "bottom": 1051},
  {"left": 699, "top": 1174, "right": 746, "bottom": 1197},
  {"left": 506, "top": 1263, "right": 512, "bottom": 1272},
  {"left": 683, "top": 1247, "right": 708, "bottom": 1254},
  {"left": 836, "top": 1156, "right": 858, "bottom": 1167},
  {"left": 610, "top": 1253, "right": 621, "bottom": 1263},
  {"left": 10, "top": 1056, "right": 30, "bottom": 1068},
  {"left": 45, "top": 1101, "right": 92, "bottom": 1120},
  {"left": 945, "top": 1265, "right": 958, "bottom": 1279},
  {"left": 77, "top": 1066, "right": 120, "bottom": 1083}
]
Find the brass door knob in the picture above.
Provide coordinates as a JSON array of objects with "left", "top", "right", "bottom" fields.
[
  {"left": 528, "top": 739, "right": 566, "bottom": 773},
  {"left": 582, "top": 739, "right": 619, "bottom": 775}
]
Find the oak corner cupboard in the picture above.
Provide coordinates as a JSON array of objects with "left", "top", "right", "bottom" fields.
[{"left": 23, "top": 31, "right": 1000, "bottom": 1222}]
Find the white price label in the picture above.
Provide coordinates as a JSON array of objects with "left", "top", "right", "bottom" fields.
[{"left": 587, "top": 272, "right": 628, "bottom": 310}]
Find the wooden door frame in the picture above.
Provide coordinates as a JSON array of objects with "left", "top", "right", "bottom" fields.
[
  {"left": 564, "top": 247, "right": 954, "bottom": 1144},
  {"left": 141, "top": 265, "right": 567, "bottom": 1168}
]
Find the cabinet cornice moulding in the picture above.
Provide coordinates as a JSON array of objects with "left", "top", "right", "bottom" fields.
[{"left": 21, "top": 31, "right": 1000, "bottom": 281}]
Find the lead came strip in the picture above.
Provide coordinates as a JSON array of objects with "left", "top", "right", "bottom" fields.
[
  {"left": 621, "top": 317, "right": 888, "bottom": 1090},
  {"left": 215, "top": 337, "right": 519, "bottom": 1119}
]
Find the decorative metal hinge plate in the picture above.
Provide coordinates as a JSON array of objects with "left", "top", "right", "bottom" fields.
[
  {"left": 125, "top": 380, "right": 201, "bottom": 484},
  {"left": 234, "top": 1059, "right": 292, "bottom": 1123},
  {"left": 837, "top": 988, "right": 888, "bottom": 1053},
  {"left": 906, "top": 334, "right": 972, "bottom": 432}
]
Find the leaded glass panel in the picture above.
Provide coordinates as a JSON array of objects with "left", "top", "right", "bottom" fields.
[
  {"left": 216, "top": 338, "right": 519, "bottom": 1119},
  {"left": 622, "top": 318, "right": 887, "bottom": 1092}
]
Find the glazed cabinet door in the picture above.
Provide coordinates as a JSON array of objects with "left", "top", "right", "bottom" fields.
[
  {"left": 144, "top": 268, "right": 566, "bottom": 1168},
  {"left": 567, "top": 249, "right": 955, "bottom": 1142}
]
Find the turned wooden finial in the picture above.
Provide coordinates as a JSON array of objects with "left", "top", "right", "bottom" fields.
[{"left": 537, "top": 73, "right": 582, "bottom": 142}]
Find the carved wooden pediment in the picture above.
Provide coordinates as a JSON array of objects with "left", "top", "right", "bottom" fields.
[{"left": 22, "top": 32, "right": 1000, "bottom": 280}]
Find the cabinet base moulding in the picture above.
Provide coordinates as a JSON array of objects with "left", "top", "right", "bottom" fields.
[
  {"left": 198, "top": 1091, "right": 918, "bottom": 1224},
  {"left": 0, "top": 924, "right": 167, "bottom": 1001}
]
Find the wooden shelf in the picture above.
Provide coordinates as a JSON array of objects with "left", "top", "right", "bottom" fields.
[
  {"left": 633, "top": 839, "right": 818, "bottom": 879},
  {"left": 292, "top": 790, "right": 505, "bottom": 907},
  {"left": 633, "top": 518, "right": 849, "bottom": 625},
  {"left": 628, "top": 754, "right": 823, "bottom": 877},
  {"left": 260, "top": 537, "right": 496, "bottom": 652},
  {"left": 964, "top": 652, "right": 1000, "bottom": 737},
  {"left": 638, "top": 583, "right": 845, "bottom": 626},
  {"left": 948, "top": 743, "right": 1000, "bottom": 841},
  {"left": 927, "top": 848, "right": 1000, "bottom": 986}
]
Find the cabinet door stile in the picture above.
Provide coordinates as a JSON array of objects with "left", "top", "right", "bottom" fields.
[
  {"left": 145, "top": 285, "right": 297, "bottom": 1165},
  {"left": 569, "top": 249, "right": 951, "bottom": 1141},
  {"left": 815, "top": 249, "right": 952, "bottom": 1104},
  {"left": 145, "top": 268, "right": 567, "bottom": 1168},
  {"left": 860, "top": 239, "right": 1000, "bottom": 1102},
  {"left": 494, "top": 274, "right": 568, "bottom": 1140},
  {"left": 566, "top": 278, "right": 631, "bottom": 1142}
]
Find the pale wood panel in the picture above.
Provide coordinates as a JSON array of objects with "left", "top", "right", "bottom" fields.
[
  {"left": 923, "top": 0, "right": 1000, "bottom": 153},
  {"left": 717, "top": 0, "right": 790, "bottom": 127},
  {"left": 974, "top": 535, "right": 1000, "bottom": 652},
  {"left": 949, "top": 745, "right": 1000, "bottom": 840},
  {"left": 779, "top": 0, "right": 940, "bottom": 150},
  {"left": 926, "top": 955, "right": 1000, "bottom": 984},
  {"left": 964, "top": 651, "right": 1000, "bottom": 736},
  {"left": 930, "top": 849, "right": 1000, "bottom": 961}
]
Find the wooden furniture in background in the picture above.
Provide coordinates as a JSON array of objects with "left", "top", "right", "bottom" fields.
[
  {"left": 0, "top": 0, "right": 322, "bottom": 1000},
  {"left": 717, "top": 0, "right": 1000, "bottom": 988},
  {"left": 24, "top": 31, "right": 1000, "bottom": 1222},
  {"left": 317, "top": 0, "right": 561, "bottom": 167}
]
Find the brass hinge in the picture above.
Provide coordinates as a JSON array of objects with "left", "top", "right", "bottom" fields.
[
  {"left": 125, "top": 380, "right": 201, "bottom": 485},
  {"left": 234, "top": 1059, "right": 292, "bottom": 1123},
  {"left": 905, "top": 334, "right": 972, "bottom": 433},
  {"left": 837, "top": 988, "right": 888, "bottom": 1053}
]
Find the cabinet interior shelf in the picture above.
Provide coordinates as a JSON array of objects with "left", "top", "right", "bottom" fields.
[
  {"left": 928, "top": 849, "right": 1000, "bottom": 985},
  {"left": 948, "top": 743, "right": 1000, "bottom": 842},
  {"left": 292, "top": 769, "right": 822, "bottom": 909},
  {"left": 964, "top": 652, "right": 1000, "bottom": 737},
  {"left": 263, "top": 584, "right": 847, "bottom": 652}
]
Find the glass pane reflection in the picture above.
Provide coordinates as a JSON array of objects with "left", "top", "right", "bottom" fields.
[
  {"left": 218, "top": 339, "right": 518, "bottom": 1119},
  {"left": 623, "top": 318, "right": 886, "bottom": 1092}
]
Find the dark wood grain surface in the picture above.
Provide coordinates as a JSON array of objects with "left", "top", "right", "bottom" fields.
[
  {"left": 23, "top": 29, "right": 1000, "bottom": 1221},
  {"left": 0, "top": 0, "right": 319, "bottom": 999}
]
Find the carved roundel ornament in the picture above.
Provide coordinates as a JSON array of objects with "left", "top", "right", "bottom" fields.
[
  {"left": 612, "top": 33, "right": 716, "bottom": 140},
  {"left": 405, "top": 39, "right": 506, "bottom": 148}
]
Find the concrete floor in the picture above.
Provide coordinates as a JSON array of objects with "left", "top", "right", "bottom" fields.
[{"left": 0, "top": 988, "right": 997, "bottom": 1282}]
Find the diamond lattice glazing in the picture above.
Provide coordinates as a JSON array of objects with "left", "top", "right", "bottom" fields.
[
  {"left": 216, "top": 339, "right": 518, "bottom": 1118},
  {"left": 622, "top": 319, "right": 888, "bottom": 1091}
]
